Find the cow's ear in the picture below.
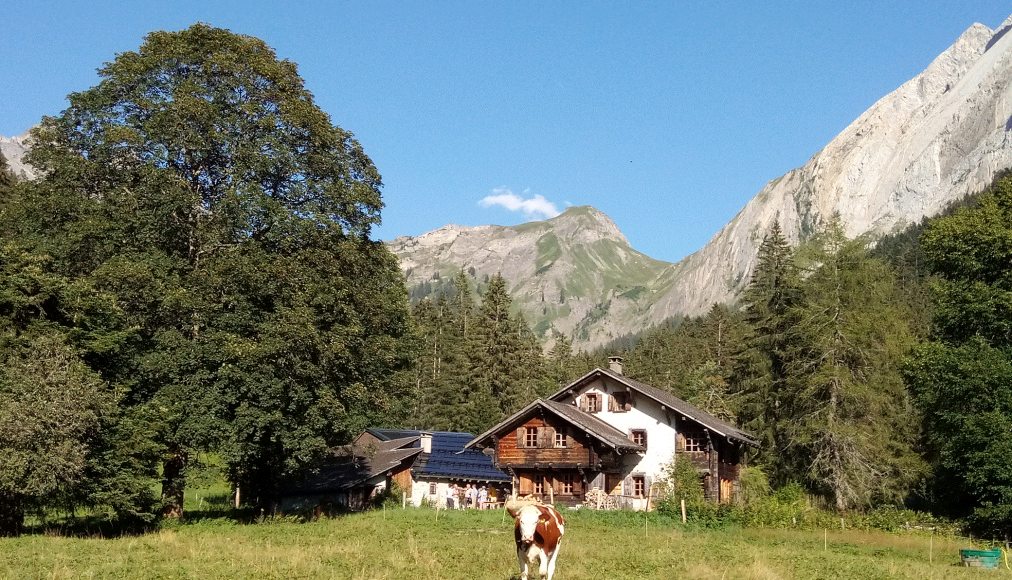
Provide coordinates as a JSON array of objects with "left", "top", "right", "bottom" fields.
[{"left": 506, "top": 505, "right": 520, "bottom": 519}]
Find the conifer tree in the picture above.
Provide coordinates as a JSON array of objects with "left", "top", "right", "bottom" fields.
[
  {"left": 785, "top": 219, "right": 920, "bottom": 510},
  {"left": 731, "top": 220, "right": 800, "bottom": 480},
  {"left": 465, "top": 273, "right": 521, "bottom": 432}
]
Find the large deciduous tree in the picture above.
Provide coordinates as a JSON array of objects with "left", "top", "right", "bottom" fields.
[{"left": 15, "top": 23, "right": 412, "bottom": 515}]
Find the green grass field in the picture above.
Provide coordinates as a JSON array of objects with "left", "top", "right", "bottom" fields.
[{"left": 1, "top": 507, "right": 1004, "bottom": 579}]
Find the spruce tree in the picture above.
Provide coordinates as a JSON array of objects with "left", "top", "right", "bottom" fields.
[{"left": 731, "top": 220, "right": 800, "bottom": 481}]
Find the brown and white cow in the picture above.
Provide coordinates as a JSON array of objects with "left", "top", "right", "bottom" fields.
[{"left": 508, "top": 504, "right": 565, "bottom": 580}]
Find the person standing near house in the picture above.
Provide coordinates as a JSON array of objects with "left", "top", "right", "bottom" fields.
[
  {"left": 478, "top": 485, "right": 488, "bottom": 510},
  {"left": 466, "top": 483, "right": 477, "bottom": 508},
  {"left": 444, "top": 484, "right": 455, "bottom": 509}
]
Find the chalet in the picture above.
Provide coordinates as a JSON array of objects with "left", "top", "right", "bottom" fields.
[
  {"left": 465, "top": 357, "right": 758, "bottom": 508},
  {"left": 280, "top": 428, "right": 509, "bottom": 513}
]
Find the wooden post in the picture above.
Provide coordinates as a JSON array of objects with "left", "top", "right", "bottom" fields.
[
  {"left": 824, "top": 529, "right": 827, "bottom": 551},
  {"left": 402, "top": 491, "right": 407, "bottom": 509},
  {"left": 929, "top": 530, "right": 933, "bottom": 564},
  {"left": 680, "top": 498, "right": 687, "bottom": 524},
  {"left": 234, "top": 486, "right": 241, "bottom": 509},
  {"left": 548, "top": 475, "right": 555, "bottom": 505}
]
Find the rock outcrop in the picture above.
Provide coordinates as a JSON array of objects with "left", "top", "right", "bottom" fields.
[{"left": 393, "top": 17, "right": 1012, "bottom": 350}]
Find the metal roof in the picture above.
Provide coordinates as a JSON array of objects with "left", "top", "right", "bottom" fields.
[{"left": 368, "top": 428, "right": 510, "bottom": 483}]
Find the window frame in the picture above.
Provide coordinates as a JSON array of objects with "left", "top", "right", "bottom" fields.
[
  {"left": 558, "top": 472, "right": 575, "bottom": 494},
  {"left": 532, "top": 478, "right": 544, "bottom": 495},
  {"left": 525, "top": 426, "right": 539, "bottom": 448},
  {"left": 554, "top": 429, "right": 568, "bottom": 448},
  {"left": 683, "top": 432, "right": 705, "bottom": 453},
  {"left": 586, "top": 393, "right": 601, "bottom": 413},
  {"left": 632, "top": 475, "right": 645, "bottom": 497},
  {"left": 612, "top": 391, "right": 630, "bottom": 412},
  {"left": 630, "top": 429, "right": 647, "bottom": 449},
  {"left": 429, "top": 482, "right": 437, "bottom": 495}
]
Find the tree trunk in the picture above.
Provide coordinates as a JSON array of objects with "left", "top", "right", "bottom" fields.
[
  {"left": 161, "top": 449, "right": 187, "bottom": 519},
  {"left": 0, "top": 493, "right": 25, "bottom": 537}
]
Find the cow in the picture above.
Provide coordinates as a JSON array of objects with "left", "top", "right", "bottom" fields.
[{"left": 508, "top": 503, "right": 565, "bottom": 580}]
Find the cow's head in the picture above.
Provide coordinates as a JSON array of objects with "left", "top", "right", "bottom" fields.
[{"left": 510, "top": 505, "right": 542, "bottom": 547}]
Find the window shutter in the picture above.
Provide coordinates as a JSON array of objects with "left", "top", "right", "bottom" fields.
[
  {"left": 537, "top": 427, "right": 547, "bottom": 449},
  {"left": 644, "top": 475, "right": 653, "bottom": 499},
  {"left": 579, "top": 395, "right": 588, "bottom": 412},
  {"left": 608, "top": 394, "right": 617, "bottom": 412},
  {"left": 544, "top": 427, "right": 556, "bottom": 448},
  {"left": 566, "top": 433, "right": 575, "bottom": 448},
  {"left": 623, "top": 476, "right": 633, "bottom": 497},
  {"left": 516, "top": 427, "right": 526, "bottom": 448}
]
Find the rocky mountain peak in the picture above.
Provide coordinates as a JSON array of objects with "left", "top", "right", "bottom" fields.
[{"left": 545, "top": 205, "right": 629, "bottom": 245}]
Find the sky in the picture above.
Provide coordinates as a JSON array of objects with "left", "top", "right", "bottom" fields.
[{"left": 2, "top": 2, "right": 1010, "bottom": 263}]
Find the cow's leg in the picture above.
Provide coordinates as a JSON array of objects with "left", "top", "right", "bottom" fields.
[
  {"left": 517, "top": 546, "right": 529, "bottom": 580},
  {"left": 538, "top": 547, "right": 549, "bottom": 579},
  {"left": 546, "top": 540, "right": 562, "bottom": 580}
]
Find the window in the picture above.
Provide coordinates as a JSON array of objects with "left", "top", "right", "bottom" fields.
[
  {"left": 632, "top": 475, "right": 645, "bottom": 497},
  {"left": 429, "top": 482, "right": 437, "bottom": 495},
  {"left": 586, "top": 393, "right": 601, "bottom": 413},
  {"left": 554, "top": 429, "right": 568, "bottom": 448},
  {"left": 630, "top": 429, "right": 647, "bottom": 449},
  {"left": 558, "top": 472, "right": 575, "bottom": 494},
  {"left": 683, "top": 432, "right": 705, "bottom": 453},
  {"left": 532, "top": 478, "right": 543, "bottom": 495},
  {"left": 525, "top": 427, "right": 539, "bottom": 448},
  {"left": 611, "top": 391, "right": 630, "bottom": 412}
]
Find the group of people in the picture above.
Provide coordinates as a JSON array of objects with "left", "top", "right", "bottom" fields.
[{"left": 443, "top": 482, "right": 496, "bottom": 510}]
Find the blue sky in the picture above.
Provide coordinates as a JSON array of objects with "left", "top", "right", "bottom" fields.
[{"left": 3, "top": 2, "right": 1010, "bottom": 262}]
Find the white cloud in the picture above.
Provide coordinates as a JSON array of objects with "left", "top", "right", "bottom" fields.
[{"left": 478, "top": 188, "right": 561, "bottom": 219}]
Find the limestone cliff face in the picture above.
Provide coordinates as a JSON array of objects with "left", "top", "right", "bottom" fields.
[
  {"left": 648, "top": 18, "right": 1012, "bottom": 319},
  {"left": 392, "top": 17, "right": 1012, "bottom": 350},
  {"left": 0, "top": 132, "right": 34, "bottom": 179}
]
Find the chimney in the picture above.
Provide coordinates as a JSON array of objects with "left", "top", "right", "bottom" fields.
[
  {"left": 608, "top": 356, "right": 624, "bottom": 375},
  {"left": 420, "top": 431, "right": 432, "bottom": 454}
]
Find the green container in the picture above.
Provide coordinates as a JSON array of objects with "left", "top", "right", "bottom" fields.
[{"left": 959, "top": 548, "right": 1002, "bottom": 569}]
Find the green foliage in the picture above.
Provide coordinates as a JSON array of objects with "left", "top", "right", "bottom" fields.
[
  {"left": 0, "top": 23, "right": 413, "bottom": 522},
  {"left": 906, "top": 173, "right": 1012, "bottom": 537},
  {"left": 0, "top": 331, "right": 115, "bottom": 535}
]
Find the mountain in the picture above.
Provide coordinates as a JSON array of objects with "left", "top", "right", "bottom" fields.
[
  {"left": 0, "top": 132, "right": 34, "bottom": 179},
  {"left": 645, "top": 17, "right": 1012, "bottom": 319},
  {"left": 392, "top": 16, "right": 1012, "bottom": 349},
  {"left": 389, "top": 206, "right": 674, "bottom": 346}
]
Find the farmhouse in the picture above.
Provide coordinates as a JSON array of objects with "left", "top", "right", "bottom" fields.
[
  {"left": 465, "top": 357, "right": 758, "bottom": 508},
  {"left": 280, "top": 428, "right": 509, "bottom": 513}
]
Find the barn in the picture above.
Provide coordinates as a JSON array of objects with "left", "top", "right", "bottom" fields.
[{"left": 465, "top": 357, "right": 758, "bottom": 508}]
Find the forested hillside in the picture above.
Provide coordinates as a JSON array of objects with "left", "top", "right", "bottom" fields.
[{"left": 402, "top": 172, "right": 1012, "bottom": 534}]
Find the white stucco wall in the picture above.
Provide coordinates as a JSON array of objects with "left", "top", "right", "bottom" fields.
[{"left": 567, "top": 376, "right": 679, "bottom": 485}]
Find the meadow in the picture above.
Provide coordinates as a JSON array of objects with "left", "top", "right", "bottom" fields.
[{"left": 0, "top": 506, "right": 1003, "bottom": 579}]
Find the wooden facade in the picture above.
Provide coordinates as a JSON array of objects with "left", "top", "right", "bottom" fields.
[{"left": 467, "top": 366, "right": 758, "bottom": 509}]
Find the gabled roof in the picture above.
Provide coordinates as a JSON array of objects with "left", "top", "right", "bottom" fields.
[
  {"left": 465, "top": 398, "right": 645, "bottom": 453},
  {"left": 367, "top": 428, "right": 510, "bottom": 483},
  {"left": 549, "top": 368, "right": 758, "bottom": 446},
  {"left": 283, "top": 445, "right": 423, "bottom": 495}
]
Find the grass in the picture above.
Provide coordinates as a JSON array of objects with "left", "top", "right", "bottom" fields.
[{"left": 1, "top": 507, "right": 1003, "bottom": 579}]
